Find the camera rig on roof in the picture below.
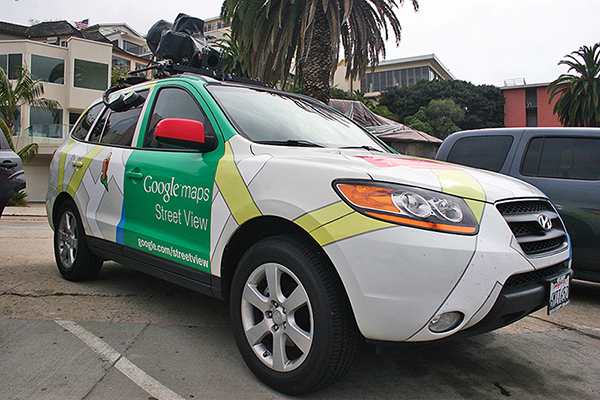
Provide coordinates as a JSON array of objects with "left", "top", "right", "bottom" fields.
[
  {"left": 135, "top": 13, "right": 261, "bottom": 85},
  {"left": 103, "top": 13, "right": 262, "bottom": 111}
]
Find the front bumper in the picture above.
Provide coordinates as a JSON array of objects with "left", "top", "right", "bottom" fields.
[
  {"left": 323, "top": 201, "right": 571, "bottom": 343},
  {"left": 454, "top": 262, "right": 572, "bottom": 339}
]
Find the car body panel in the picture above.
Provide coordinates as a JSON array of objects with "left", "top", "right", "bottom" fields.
[{"left": 0, "top": 133, "right": 26, "bottom": 216}]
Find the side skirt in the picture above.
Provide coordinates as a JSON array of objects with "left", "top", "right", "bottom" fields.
[{"left": 88, "top": 237, "right": 224, "bottom": 300}]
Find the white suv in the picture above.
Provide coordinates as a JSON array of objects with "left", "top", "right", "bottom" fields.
[{"left": 47, "top": 73, "right": 572, "bottom": 394}]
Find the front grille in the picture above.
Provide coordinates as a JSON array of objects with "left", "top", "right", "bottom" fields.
[
  {"left": 497, "top": 201, "right": 553, "bottom": 215},
  {"left": 497, "top": 199, "right": 567, "bottom": 256},
  {"left": 504, "top": 263, "right": 565, "bottom": 287}
]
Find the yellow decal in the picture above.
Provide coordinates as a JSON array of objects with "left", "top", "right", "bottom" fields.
[
  {"left": 433, "top": 169, "right": 486, "bottom": 223},
  {"left": 66, "top": 146, "right": 106, "bottom": 196},
  {"left": 311, "top": 211, "right": 393, "bottom": 247},
  {"left": 57, "top": 139, "right": 77, "bottom": 192},
  {"left": 295, "top": 201, "right": 393, "bottom": 246},
  {"left": 215, "top": 142, "right": 261, "bottom": 224},
  {"left": 294, "top": 201, "right": 353, "bottom": 233}
]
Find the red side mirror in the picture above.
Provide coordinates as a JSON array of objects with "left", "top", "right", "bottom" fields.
[{"left": 154, "top": 118, "right": 216, "bottom": 152}]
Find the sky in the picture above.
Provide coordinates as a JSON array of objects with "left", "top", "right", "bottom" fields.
[{"left": 3, "top": 0, "right": 599, "bottom": 87}]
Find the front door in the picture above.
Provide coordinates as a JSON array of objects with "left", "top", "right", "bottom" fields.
[{"left": 122, "top": 83, "right": 223, "bottom": 276}]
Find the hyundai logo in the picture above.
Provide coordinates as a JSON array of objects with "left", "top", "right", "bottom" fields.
[{"left": 538, "top": 214, "right": 553, "bottom": 231}]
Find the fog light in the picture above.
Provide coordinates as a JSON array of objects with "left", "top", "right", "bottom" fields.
[{"left": 428, "top": 311, "right": 464, "bottom": 333}]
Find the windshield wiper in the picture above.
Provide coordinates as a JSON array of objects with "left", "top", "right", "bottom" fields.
[
  {"left": 255, "top": 139, "right": 325, "bottom": 148},
  {"left": 340, "top": 145, "right": 383, "bottom": 152}
]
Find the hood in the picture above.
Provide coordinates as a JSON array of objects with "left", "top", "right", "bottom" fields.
[
  {"left": 342, "top": 152, "right": 544, "bottom": 203},
  {"left": 251, "top": 144, "right": 544, "bottom": 203}
]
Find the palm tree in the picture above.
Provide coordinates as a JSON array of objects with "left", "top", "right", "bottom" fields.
[
  {"left": 548, "top": 43, "right": 600, "bottom": 127},
  {"left": 213, "top": 32, "right": 251, "bottom": 78},
  {"left": 0, "top": 66, "right": 59, "bottom": 162},
  {"left": 221, "top": 0, "right": 419, "bottom": 104}
]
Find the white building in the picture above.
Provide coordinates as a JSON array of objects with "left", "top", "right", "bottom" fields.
[
  {"left": 1, "top": 20, "right": 113, "bottom": 201},
  {"left": 332, "top": 54, "right": 455, "bottom": 96}
]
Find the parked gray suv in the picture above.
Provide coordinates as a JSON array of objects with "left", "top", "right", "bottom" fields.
[
  {"left": 436, "top": 127, "right": 600, "bottom": 283},
  {"left": 0, "top": 133, "right": 26, "bottom": 217}
]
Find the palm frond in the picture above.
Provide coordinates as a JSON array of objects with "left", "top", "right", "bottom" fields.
[{"left": 17, "top": 142, "right": 38, "bottom": 164}]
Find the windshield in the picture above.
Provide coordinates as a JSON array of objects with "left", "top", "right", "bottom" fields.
[{"left": 207, "top": 85, "right": 388, "bottom": 151}]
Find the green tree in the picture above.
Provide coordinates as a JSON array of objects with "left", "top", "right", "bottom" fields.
[
  {"left": 111, "top": 64, "right": 130, "bottom": 87},
  {"left": 0, "top": 66, "right": 59, "bottom": 163},
  {"left": 403, "top": 107, "right": 433, "bottom": 135},
  {"left": 221, "top": 0, "right": 419, "bottom": 104},
  {"left": 426, "top": 98, "right": 463, "bottom": 139},
  {"left": 379, "top": 79, "right": 505, "bottom": 131},
  {"left": 548, "top": 43, "right": 600, "bottom": 127},
  {"left": 403, "top": 99, "right": 464, "bottom": 139}
]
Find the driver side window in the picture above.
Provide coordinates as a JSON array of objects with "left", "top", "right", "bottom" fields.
[{"left": 144, "top": 87, "right": 215, "bottom": 149}]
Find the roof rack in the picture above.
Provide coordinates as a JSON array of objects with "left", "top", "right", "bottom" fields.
[{"left": 129, "top": 60, "right": 264, "bottom": 86}]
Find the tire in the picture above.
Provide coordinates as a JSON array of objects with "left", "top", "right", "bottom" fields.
[
  {"left": 54, "top": 201, "right": 103, "bottom": 281},
  {"left": 230, "top": 235, "right": 359, "bottom": 395}
]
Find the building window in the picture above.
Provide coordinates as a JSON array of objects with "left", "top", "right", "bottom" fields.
[
  {"left": 0, "top": 53, "right": 23, "bottom": 79},
  {"left": 69, "top": 111, "right": 81, "bottom": 127},
  {"left": 123, "top": 40, "right": 145, "bottom": 55},
  {"left": 30, "top": 108, "right": 63, "bottom": 138},
  {"left": 31, "top": 54, "right": 64, "bottom": 84},
  {"left": 0, "top": 106, "right": 21, "bottom": 136},
  {"left": 112, "top": 56, "right": 131, "bottom": 71},
  {"left": 525, "top": 87, "right": 537, "bottom": 108},
  {"left": 526, "top": 108, "right": 538, "bottom": 127},
  {"left": 74, "top": 59, "right": 109, "bottom": 90}
]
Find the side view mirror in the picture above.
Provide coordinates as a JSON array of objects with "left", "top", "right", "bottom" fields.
[{"left": 154, "top": 118, "right": 217, "bottom": 152}]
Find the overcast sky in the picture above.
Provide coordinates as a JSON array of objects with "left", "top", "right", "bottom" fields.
[{"left": 4, "top": 0, "right": 598, "bottom": 87}]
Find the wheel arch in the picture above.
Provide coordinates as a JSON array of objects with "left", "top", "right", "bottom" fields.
[
  {"left": 219, "top": 216, "right": 344, "bottom": 304},
  {"left": 51, "top": 192, "right": 76, "bottom": 229}
]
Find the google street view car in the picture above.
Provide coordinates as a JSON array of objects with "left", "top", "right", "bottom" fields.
[{"left": 46, "top": 14, "right": 572, "bottom": 395}]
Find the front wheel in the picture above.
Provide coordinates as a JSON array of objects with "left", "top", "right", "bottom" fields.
[
  {"left": 230, "top": 235, "right": 359, "bottom": 395},
  {"left": 54, "top": 201, "right": 103, "bottom": 281}
]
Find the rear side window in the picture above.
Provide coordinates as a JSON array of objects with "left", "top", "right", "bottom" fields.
[
  {"left": 446, "top": 135, "right": 513, "bottom": 172},
  {"left": 84, "top": 90, "right": 148, "bottom": 146},
  {"left": 71, "top": 103, "right": 103, "bottom": 140},
  {"left": 521, "top": 137, "right": 600, "bottom": 180}
]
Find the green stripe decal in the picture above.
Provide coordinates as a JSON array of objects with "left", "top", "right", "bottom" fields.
[{"left": 215, "top": 142, "right": 261, "bottom": 224}]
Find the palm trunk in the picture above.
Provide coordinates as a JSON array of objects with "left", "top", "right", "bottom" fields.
[{"left": 298, "top": 6, "right": 332, "bottom": 104}]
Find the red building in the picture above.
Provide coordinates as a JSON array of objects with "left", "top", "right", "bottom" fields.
[{"left": 501, "top": 81, "right": 562, "bottom": 127}]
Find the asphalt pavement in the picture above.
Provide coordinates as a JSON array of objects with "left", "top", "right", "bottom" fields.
[{"left": 1, "top": 206, "right": 599, "bottom": 399}]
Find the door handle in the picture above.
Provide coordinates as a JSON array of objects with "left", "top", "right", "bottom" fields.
[
  {"left": 72, "top": 160, "right": 83, "bottom": 168},
  {"left": 1, "top": 160, "right": 18, "bottom": 169},
  {"left": 126, "top": 170, "right": 144, "bottom": 180}
]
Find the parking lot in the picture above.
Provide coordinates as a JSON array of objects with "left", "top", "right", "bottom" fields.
[{"left": 1, "top": 205, "right": 599, "bottom": 399}]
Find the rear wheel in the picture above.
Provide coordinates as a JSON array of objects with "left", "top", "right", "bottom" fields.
[
  {"left": 230, "top": 235, "right": 358, "bottom": 395},
  {"left": 54, "top": 201, "right": 103, "bottom": 281}
]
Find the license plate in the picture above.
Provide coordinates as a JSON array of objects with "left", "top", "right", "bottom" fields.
[{"left": 548, "top": 273, "right": 570, "bottom": 315}]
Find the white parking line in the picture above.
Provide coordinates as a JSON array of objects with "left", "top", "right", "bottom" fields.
[{"left": 55, "top": 319, "right": 185, "bottom": 400}]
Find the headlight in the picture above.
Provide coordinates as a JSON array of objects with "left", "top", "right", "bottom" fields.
[{"left": 334, "top": 180, "right": 479, "bottom": 235}]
